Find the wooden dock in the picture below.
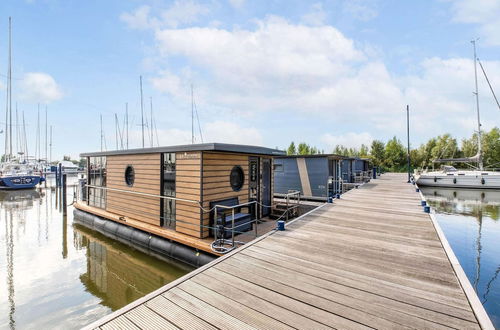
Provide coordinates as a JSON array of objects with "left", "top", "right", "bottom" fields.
[{"left": 85, "top": 173, "right": 493, "bottom": 330}]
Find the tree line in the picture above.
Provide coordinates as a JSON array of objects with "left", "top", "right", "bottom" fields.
[{"left": 286, "top": 127, "right": 500, "bottom": 172}]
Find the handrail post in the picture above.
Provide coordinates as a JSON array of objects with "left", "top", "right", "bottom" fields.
[
  {"left": 231, "top": 208, "right": 235, "bottom": 247},
  {"left": 254, "top": 201, "right": 258, "bottom": 238},
  {"left": 214, "top": 205, "right": 218, "bottom": 245}
]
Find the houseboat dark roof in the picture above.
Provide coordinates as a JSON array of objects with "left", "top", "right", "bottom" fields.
[{"left": 81, "top": 142, "right": 286, "bottom": 157}]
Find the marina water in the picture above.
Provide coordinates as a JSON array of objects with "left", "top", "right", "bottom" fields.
[
  {"left": 421, "top": 187, "right": 500, "bottom": 327},
  {"left": 0, "top": 175, "right": 193, "bottom": 329}
]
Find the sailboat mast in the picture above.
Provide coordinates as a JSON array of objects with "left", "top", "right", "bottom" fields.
[
  {"left": 191, "top": 84, "right": 194, "bottom": 144},
  {"left": 45, "top": 106, "right": 48, "bottom": 164},
  {"left": 140, "top": 76, "right": 144, "bottom": 148},
  {"left": 150, "top": 97, "right": 153, "bottom": 147},
  {"left": 37, "top": 104, "right": 40, "bottom": 161},
  {"left": 8, "top": 17, "right": 12, "bottom": 161},
  {"left": 126, "top": 102, "right": 129, "bottom": 149},
  {"left": 22, "top": 111, "right": 27, "bottom": 162},
  {"left": 472, "top": 39, "right": 483, "bottom": 170},
  {"left": 4, "top": 17, "right": 12, "bottom": 161},
  {"left": 49, "top": 125, "right": 52, "bottom": 164},
  {"left": 15, "top": 103, "right": 18, "bottom": 156},
  {"left": 100, "top": 114, "right": 103, "bottom": 152}
]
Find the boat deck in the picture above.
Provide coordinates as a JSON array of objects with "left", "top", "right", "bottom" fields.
[
  {"left": 74, "top": 202, "right": 279, "bottom": 256},
  {"left": 84, "top": 173, "right": 493, "bottom": 329}
]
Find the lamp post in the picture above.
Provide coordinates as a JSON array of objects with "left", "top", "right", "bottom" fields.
[{"left": 406, "top": 105, "right": 411, "bottom": 183}]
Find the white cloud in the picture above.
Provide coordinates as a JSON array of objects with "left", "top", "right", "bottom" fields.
[
  {"left": 343, "top": 0, "right": 379, "bottom": 21},
  {"left": 120, "top": 1, "right": 210, "bottom": 30},
  {"left": 20, "top": 72, "right": 63, "bottom": 103},
  {"left": 204, "top": 121, "right": 263, "bottom": 145},
  {"left": 161, "top": 0, "right": 210, "bottom": 28},
  {"left": 448, "top": 0, "right": 500, "bottom": 46},
  {"left": 322, "top": 132, "right": 374, "bottom": 150},
  {"left": 228, "top": 0, "right": 245, "bottom": 9},
  {"left": 124, "top": 121, "right": 262, "bottom": 148},
  {"left": 120, "top": 5, "right": 155, "bottom": 30},
  {"left": 141, "top": 15, "right": 500, "bottom": 146},
  {"left": 301, "top": 3, "right": 327, "bottom": 26}
]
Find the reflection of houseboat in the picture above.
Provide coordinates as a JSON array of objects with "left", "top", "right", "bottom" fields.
[
  {"left": 73, "top": 143, "right": 285, "bottom": 265},
  {"left": 273, "top": 155, "right": 372, "bottom": 201},
  {"left": 75, "top": 224, "right": 192, "bottom": 310}
]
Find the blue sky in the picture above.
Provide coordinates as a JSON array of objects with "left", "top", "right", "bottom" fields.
[{"left": 0, "top": 0, "right": 499, "bottom": 160}]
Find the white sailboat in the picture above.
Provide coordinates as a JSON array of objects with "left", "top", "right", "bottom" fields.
[
  {"left": 416, "top": 40, "right": 500, "bottom": 189},
  {"left": 0, "top": 17, "right": 45, "bottom": 190}
]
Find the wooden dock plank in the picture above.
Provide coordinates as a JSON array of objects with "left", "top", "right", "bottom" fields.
[{"left": 89, "top": 173, "right": 490, "bottom": 330}]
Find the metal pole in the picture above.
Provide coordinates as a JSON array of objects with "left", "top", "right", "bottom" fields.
[
  {"left": 100, "top": 114, "right": 103, "bottom": 152},
  {"left": 254, "top": 202, "right": 258, "bottom": 238},
  {"left": 231, "top": 208, "right": 235, "bottom": 247},
  {"left": 477, "top": 58, "right": 500, "bottom": 111},
  {"left": 406, "top": 105, "right": 411, "bottom": 183},
  {"left": 140, "top": 75, "right": 144, "bottom": 148},
  {"left": 191, "top": 84, "right": 194, "bottom": 144},
  {"left": 62, "top": 173, "right": 67, "bottom": 216},
  {"left": 49, "top": 125, "right": 52, "bottom": 164},
  {"left": 45, "top": 106, "right": 48, "bottom": 164},
  {"left": 125, "top": 102, "right": 129, "bottom": 149},
  {"left": 472, "top": 39, "right": 483, "bottom": 170}
]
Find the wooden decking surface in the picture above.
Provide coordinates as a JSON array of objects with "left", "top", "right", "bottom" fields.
[{"left": 87, "top": 173, "right": 490, "bottom": 330}]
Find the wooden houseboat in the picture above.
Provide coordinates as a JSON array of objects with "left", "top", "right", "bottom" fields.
[
  {"left": 73, "top": 143, "right": 285, "bottom": 265},
  {"left": 341, "top": 157, "right": 373, "bottom": 184},
  {"left": 274, "top": 155, "right": 372, "bottom": 200},
  {"left": 274, "top": 154, "right": 344, "bottom": 201}
]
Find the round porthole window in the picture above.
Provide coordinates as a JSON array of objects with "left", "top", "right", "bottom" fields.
[
  {"left": 125, "top": 165, "right": 135, "bottom": 186},
  {"left": 230, "top": 166, "right": 244, "bottom": 191}
]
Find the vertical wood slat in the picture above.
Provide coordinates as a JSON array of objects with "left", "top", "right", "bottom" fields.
[
  {"left": 105, "top": 154, "right": 161, "bottom": 226},
  {"left": 201, "top": 152, "right": 250, "bottom": 238},
  {"left": 175, "top": 151, "right": 202, "bottom": 238}
]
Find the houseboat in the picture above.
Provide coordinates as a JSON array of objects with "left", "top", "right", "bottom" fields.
[
  {"left": 273, "top": 155, "right": 372, "bottom": 201},
  {"left": 342, "top": 157, "right": 373, "bottom": 184},
  {"left": 73, "top": 143, "right": 285, "bottom": 266},
  {"left": 274, "top": 154, "right": 344, "bottom": 201}
]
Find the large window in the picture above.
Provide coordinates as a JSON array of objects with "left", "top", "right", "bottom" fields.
[
  {"left": 88, "top": 156, "right": 106, "bottom": 208},
  {"left": 162, "top": 153, "right": 176, "bottom": 228}
]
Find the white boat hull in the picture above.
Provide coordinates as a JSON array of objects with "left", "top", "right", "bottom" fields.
[{"left": 416, "top": 173, "right": 500, "bottom": 189}]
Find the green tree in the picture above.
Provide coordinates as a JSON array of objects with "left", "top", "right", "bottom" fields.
[
  {"left": 298, "top": 142, "right": 310, "bottom": 155},
  {"left": 63, "top": 155, "right": 71, "bottom": 161},
  {"left": 430, "top": 134, "right": 459, "bottom": 164},
  {"left": 287, "top": 142, "right": 297, "bottom": 155},
  {"left": 359, "top": 144, "right": 369, "bottom": 157},
  {"left": 370, "top": 140, "right": 385, "bottom": 167},
  {"left": 483, "top": 127, "right": 500, "bottom": 167},
  {"left": 384, "top": 136, "right": 406, "bottom": 171},
  {"left": 79, "top": 158, "right": 86, "bottom": 168}
]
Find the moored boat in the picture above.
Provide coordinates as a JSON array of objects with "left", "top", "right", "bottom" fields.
[
  {"left": 416, "top": 166, "right": 500, "bottom": 189},
  {"left": 0, "top": 163, "right": 45, "bottom": 190}
]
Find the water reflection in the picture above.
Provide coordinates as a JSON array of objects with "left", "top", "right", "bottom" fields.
[
  {"left": 74, "top": 224, "right": 190, "bottom": 311},
  {"left": 421, "top": 187, "right": 500, "bottom": 327},
  {"left": 0, "top": 175, "right": 193, "bottom": 329}
]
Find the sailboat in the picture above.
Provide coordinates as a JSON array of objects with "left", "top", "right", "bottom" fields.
[
  {"left": 416, "top": 40, "right": 500, "bottom": 189},
  {"left": 0, "top": 17, "right": 44, "bottom": 190}
]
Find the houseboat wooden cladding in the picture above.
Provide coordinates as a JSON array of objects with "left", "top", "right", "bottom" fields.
[
  {"left": 106, "top": 153, "right": 161, "bottom": 226},
  {"left": 175, "top": 151, "right": 202, "bottom": 237},
  {"left": 201, "top": 152, "right": 250, "bottom": 238}
]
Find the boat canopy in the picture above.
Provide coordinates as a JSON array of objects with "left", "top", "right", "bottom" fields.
[{"left": 433, "top": 152, "right": 480, "bottom": 163}]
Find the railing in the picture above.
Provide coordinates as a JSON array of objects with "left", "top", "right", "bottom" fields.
[{"left": 78, "top": 183, "right": 295, "bottom": 254}]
